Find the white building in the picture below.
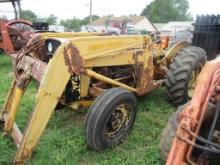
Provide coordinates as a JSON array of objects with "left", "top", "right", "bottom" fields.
[
  {"left": 91, "top": 16, "right": 157, "bottom": 32},
  {"left": 159, "top": 21, "right": 194, "bottom": 36},
  {"left": 49, "top": 25, "right": 65, "bottom": 32}
]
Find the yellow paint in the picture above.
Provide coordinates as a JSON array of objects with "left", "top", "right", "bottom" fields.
[
  {"left": 1, "top": 80, "right": 17, "bottom": 117},
  {"left": 0, "top": 34, "right": 170, "bottom": 164},
  {"left": 72, "top": 35, "right": 150, "bottom": 60},
  {"left": 14, "top": 44, "right": 71, "bottom": 164},
  {"left": 85, "top": 69, "right": 137, "bottom": 92},
  {"left": 40, "top": 32, "right": 101, "bottom": 39},
  {"left": 4, "top": 88, "right": 24, "bottom": 132},
  {"left": 163, "top": 41, "right": 190, "bottom": 65},
  {"left": 85, "top": 50, "right": 145, "bottom": 67},
  {"left": 69, "top": 100, "right": 93, "bottom": 110},
  {"left": 80, "top": 75, "right": 91, "bottom": 97}
]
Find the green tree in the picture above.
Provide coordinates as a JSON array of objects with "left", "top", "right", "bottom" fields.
[
  {"left": 21, "top": 10, "right": 57, "bottom": 25},
  {"left": 60, "top": 17, "right": 82, "bottom": 31},
  {"left": 45, "top": 14, "right": 57, "bottom": 25},
  {"left": 141, "top": 0, "right": 193, "bottom": 23},
  {"left": 60, "top": 15, "right": 100, "bottom": 31},
  {"left": 81, "top": 15, "right": 100, "bottom": 25},
  {"left": 20, "top": 10, "right": 38, "bottom": 22}
]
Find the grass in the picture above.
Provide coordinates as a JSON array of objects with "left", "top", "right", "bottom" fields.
[{"left": 0, "top": 55, "right": 175, "bottom": 165}]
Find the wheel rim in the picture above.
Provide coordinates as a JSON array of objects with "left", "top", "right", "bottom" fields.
[
  {"left": 188, "top": 64, "right": 202, "bottom": 97},
  {"left": 105, "top": 104, "right": 130, "bottom": 139}
]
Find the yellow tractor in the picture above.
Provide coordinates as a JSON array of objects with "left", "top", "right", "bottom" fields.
[{"left": 0, "top": 32, "right": 206, "bottom": 164}]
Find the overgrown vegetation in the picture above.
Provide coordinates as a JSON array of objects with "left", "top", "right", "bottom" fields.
[{"left": 0, "top": 55, "right": 175, "bottom": 164}]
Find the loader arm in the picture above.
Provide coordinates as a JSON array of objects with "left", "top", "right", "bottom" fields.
[
  {"left": 14, "top": 46, "right": 71, "bottom": 164},
  {"left": 0, "top": 45, "right": 71, "bottom": 164},
  {"left": 166, "top": 57, "right": 220, "bottom": 165}
]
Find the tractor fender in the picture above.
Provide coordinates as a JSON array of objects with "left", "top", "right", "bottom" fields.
[{"left": 164, "top": 41, "right": 190, "bottom": 65}]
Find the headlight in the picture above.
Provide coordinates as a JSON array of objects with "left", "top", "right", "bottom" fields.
[
  {"left": 46, "top": 39, "right": 61, "bottom": 55},
  {"left": 47, "top": 42, "right": 53, "bottom": 53}
]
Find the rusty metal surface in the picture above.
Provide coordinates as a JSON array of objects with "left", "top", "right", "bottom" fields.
[
  {"left": 0, "top": 114, "right": 23, "bottom": 149},
  {"left": 2, "top": 114, "right": 23, "bottom": 148},
  {"left": 0, "top": 80, "right": 17, "bottom": 121},
  {"left": 0, "top": 19, "right": 34, "bottom": 54},
  {"left": 64, "top": 42, "right": 84, "bottom": 75},
  {"left": 163, "top": 41, "right": 190, "bottom": 65},
  {"left": 26, "top": 34, "right": 42, "bottom": 47},
  {"left": 13, "top": 48, "right": 71, "bottom": 164},
  {"left": 0, "top": 19, "right": 14, "bottom": 54},
  {"left": 89, "top": 86, "right": 104, "bottom": 97},
  {"left": 17, "top": 56, "right": 47, "bottom": 82},
  {"left": 136, "top": 48, "right": 154, "bottom": 95},
  {"left": 166, "top": 57, "right": 220, "bottom": 165},
  {"left": 132, "top": 50, "right": 145, "bottom": 64},
  {"left": 85, "top": 69, "right": 136, "bottom": 92},
  {"left": 4, "top": 72, "right": 31, "bottom": 132},
  {"left": 0, "top": 34, "right": 174, "bottom": 164}
]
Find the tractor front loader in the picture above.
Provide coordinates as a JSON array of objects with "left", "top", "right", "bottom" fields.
[{"left": 0, "top": 32, "right": 206, "bottom": 164}]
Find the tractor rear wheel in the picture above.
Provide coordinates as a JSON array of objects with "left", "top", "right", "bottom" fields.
[
  {"left": 159, "top": 105, "right": 184, "bottom": 161},
  {"left": 85, "top": 88, "right": 137, "bottom": 151},
  {"left": 165, "top": 46, "right": 206, "bottom": 106}
]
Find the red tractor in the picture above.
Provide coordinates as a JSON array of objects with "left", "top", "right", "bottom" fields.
[
  {"left": 0, "top": 19, "right": 34, "bottom": 54},
  {"left": 160, "top": 15, "right": 220, "bottom": 165},
  {"left": 0, "top": 0, "right": 36, "bottom": 55},
  {"left": 105, "top": 18, "right": 135, "bottom": 35}
]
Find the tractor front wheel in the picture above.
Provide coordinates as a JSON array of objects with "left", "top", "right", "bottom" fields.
[
  {"left": 85, "top": 88, "right": 137, "bottom": 150},
  {"left": 165, "top": 46, "right": 206, "bottom": 106}
]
